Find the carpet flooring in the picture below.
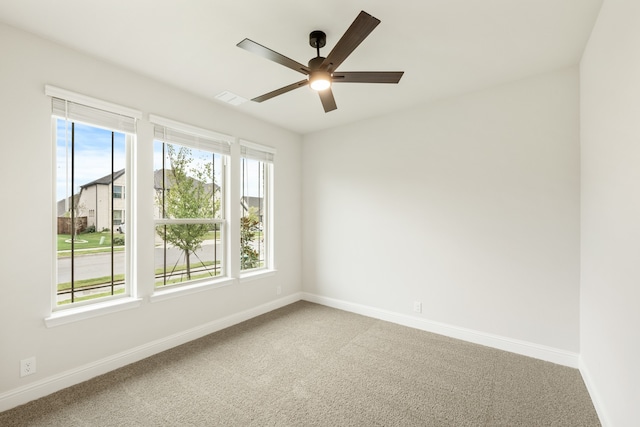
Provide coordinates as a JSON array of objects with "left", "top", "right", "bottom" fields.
[{"left": 0, "top": 301, "right": 600, "bottom": 426}]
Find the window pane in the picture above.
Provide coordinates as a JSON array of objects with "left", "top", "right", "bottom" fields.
[
  {"left": 113, "top": 210, "right": 123, "bottom": 225},
  {"left": 154, "top": 223, "right": 223, "bottom": 285},
  {"left": 240, "top": 157, "right": 267, "bottom": 271},
  {"left": 154, "top": 141, "right": 225, "bottom": 288},
  {"left": 113, "top": 185, "right": 123, "bottom": 199},
  {"left": 55, "top": 119, "right": 127, "bottom": 305}
]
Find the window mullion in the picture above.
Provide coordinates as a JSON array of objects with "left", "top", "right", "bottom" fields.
[
  {"left": 111, "top": 131, "right": 115, "bottom": 297},
  {"left": 70, "top": 122, "right": 75, "bottom": 303}
]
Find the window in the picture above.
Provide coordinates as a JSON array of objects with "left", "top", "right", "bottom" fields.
[
  {"left": 240, "top": 141, "right": 275, "bottom": 272},
  {"left": 49, "top": 87, "right": 139, "bottom": 308},
  {"left": 47, "top": 87, "right": 277, "bottom": 318},
  {"left": 113, "top": 185, "right": 124, "bottom": 199},
  {"left": 113, "top": 210, "right": 123, "bottom": 226},
  {"left": 152, "top": 115, "right": 231, "bottom": 289}
]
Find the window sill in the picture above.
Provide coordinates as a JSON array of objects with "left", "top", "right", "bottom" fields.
[
  {"left": 240, "top": 268, "right": 277, "bottom": 283},
  {"left": 150, "top": 277, "right": 236, "bottom": 303},
  {"left": 45, "top": 297, "right": 143, "bottom": 328}
]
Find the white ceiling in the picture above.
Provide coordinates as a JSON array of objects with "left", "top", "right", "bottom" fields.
[{"left": 0, "top": 0, "right": 602, "bottom": 135}]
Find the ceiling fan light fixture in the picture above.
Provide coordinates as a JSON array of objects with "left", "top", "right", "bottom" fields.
[{"left": 309, "top": 71, "right": 332, "bottom": 91}]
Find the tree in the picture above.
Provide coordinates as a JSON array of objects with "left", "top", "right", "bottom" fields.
[
  {"left": 157, "top": 145, "right": 216, "bottom": 280},
  {"left": 240, "top": 206, "right": 261, "bottom": 270},
  {"left": 63, "top": 197, "right": 87, "bottom": 239}
]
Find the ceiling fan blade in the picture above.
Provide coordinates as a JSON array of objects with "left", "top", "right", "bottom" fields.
[
  {"left": 252, "top": 79, "right": 309, "bottom": 103},
  {"left": 237, "top": 39, "right": 310, "bottom": 75},
  {"left": 318, "top": 88, "right": 337, "bottom": 113},
  {"left": 332, "top": 71, "right": 404, "bottom": 84},
  {"left": 321, "top": 11, "right": 380, "bottom": 72}
]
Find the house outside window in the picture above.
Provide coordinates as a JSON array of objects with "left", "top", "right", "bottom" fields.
[{"left": 78, "top": 170, "right": 126, "bottom": 231}]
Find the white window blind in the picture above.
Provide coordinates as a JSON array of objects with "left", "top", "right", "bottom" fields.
[
  {"left": 46, "top": 86, "right": 140, "bottom": 134},
  {"left": 239, "top": 140, "right": 276, "bottom": 163},
  {"left": 150, "top": 114, "right": 231, "bottom": 155}
]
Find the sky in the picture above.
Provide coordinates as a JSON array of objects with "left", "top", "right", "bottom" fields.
[
  {"left": 56, "top": 119, "right": 262, "bottom": 205},
  {"left": 56, "top": 119, "right": 125, "bottom": 201}
]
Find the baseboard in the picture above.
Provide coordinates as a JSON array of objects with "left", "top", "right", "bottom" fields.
[
  {"left": 0, "top": 291, "right": 582, "bottom": 413},
  {"left": 0, "top": 292, "right": 302, "bottom": 412},
  {"left": 302, "top": 292, "right": 580, "bottom": 368},
  {"left": 579, "top": 357, "right": 610, "bottom": 427}
]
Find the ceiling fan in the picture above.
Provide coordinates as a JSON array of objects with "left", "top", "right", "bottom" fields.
[{"left": 237, "top": 10, "right": 404, "bottom": 113}]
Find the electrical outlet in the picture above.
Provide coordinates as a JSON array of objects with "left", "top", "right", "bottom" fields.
[
  {"left": 276, "top": 285, "right": 282, "bottom": 295},
  {"left": 20, "top": 357, "right": 36, "bottom": 377},
  {"left": 413, "top": 301, "right": 422, "bottom": 313}
]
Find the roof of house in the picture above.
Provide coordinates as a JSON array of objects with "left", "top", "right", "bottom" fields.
[
  {"left": 241, "top": 196, "right": 264, "bottom": 215},
  {"left": 80, "top": 169, "right": 125, "bottom": 188},
  {"left": 154, "top": 169, "right": 219, "bottom": 192}
]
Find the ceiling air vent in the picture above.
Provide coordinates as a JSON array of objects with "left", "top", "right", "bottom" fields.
[{"left": 215, "top": 91, "right": 248, "bottom": 106}]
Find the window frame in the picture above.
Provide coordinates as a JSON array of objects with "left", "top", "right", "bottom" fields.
[
  {"left": 239, "top": 140, "right": 276, "bottom": 279},
  {"left": 45, "top": 86, "right": 142, "bottom": 324},
  {"left": 150, "top": 115, "right": 234, "bottom": 299},
  {"left": 51, "top": 114, "right": 133, "bottom": 309},
  {"left": 43, "top": 87, "right": 280, "bottom": 325}
]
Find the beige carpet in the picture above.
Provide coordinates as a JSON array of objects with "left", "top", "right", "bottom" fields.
[{"left": 0, "top": 301, "right": 600, "bottom": 426}]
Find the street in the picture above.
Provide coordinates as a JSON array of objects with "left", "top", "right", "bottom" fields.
[{"left": 57, "top": 241, "right": 222, "bottom": 283}]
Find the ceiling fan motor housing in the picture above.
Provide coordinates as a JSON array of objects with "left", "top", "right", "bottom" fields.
[
  {"left": 308, "top": 56, "right": 326, "bottom": 70},
  {"left": 309, "top": 30, "right": 326, "bottom": 49}
]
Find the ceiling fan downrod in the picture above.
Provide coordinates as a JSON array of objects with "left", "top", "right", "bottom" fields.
[
  {"left": 309, "top": 30, "right": 326, "bottom": 57},
  {"left": 308, "top": 31, "right": 327, "bottom": 73}
]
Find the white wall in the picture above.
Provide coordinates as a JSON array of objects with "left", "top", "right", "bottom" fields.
[
  {"left": 580, "top": 0, "right": 640, "bottom": 425},
  {"left": 0, "top": 23, "right": 302, "bottom": 408},
  {"left": 303, "top": 67, "right": 580, "bottom": 354}
]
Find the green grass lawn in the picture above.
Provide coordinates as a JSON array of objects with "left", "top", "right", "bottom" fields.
[
  {"left": 57, "top": 261, "right": 220, "bottom": 292},
  {"left": 57, "top": 232, "right": 123, "bottom": 252},
  {"left": 58, "top": 288, "right": 126, "bottom": 305},
  {"left": 58, "top": 230, "right": 219, "bottom": 251},
  {"left": 57, "top": 230, "right": 220, "bottom": 257}
]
